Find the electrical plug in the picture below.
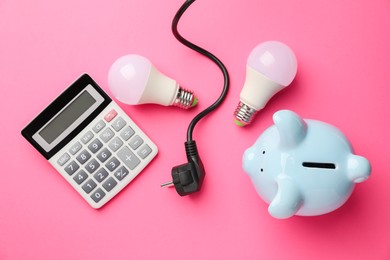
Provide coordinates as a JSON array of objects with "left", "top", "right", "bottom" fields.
[{"left": 161, "top": 140, "right": 205, "bottom": 196}]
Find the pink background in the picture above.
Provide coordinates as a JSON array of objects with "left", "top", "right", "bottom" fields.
[{"left": 1, "top": 0, "right": 389, "bottom": 259}]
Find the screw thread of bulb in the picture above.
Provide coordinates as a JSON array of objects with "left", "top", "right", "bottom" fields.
[
  {"left": 173, "top": 87, "right": 197, "bottom": 109},
  {"left": 233, "top": 101, "right": 258, "bottom": 126}
]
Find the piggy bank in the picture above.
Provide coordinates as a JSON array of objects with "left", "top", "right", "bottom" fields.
[{"left": 243, "top": 110, "right": 371, "bottom": 219}]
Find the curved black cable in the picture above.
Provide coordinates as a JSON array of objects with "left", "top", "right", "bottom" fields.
[{"left": 172, "top": 0, "right": 230, "bottom": 141}]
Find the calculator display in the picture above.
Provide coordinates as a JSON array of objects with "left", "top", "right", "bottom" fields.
[
  {"left": 39, "top": 90, "right": 97, "bottom": 144},
  {"left": 31, "top": 83, "right": 105, "bottom": 154}
]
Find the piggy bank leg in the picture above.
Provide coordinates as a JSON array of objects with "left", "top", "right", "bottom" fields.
[{"left": 268, "top": 176, "right": 303, "bottom": 219}]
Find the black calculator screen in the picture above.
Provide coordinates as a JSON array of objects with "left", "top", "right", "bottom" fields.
[{"left": 39, "top": 91, "right": 96, "bottom": 144}]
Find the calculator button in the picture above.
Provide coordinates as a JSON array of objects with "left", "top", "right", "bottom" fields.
[
  {"left": 114, "top": 166, "right": 129, "bottom": 181},
  {"left": 65, "top": 161, "right": 79, "bottom": 176},
  {"left": 82, "top": 179, "right": 97, "bottom": 194},
  {"left": 129, "top": 135, "right": 144, "bottom": 150},
  {"left": 81, "top": 131, "right": 94, "bottom": 144},
  {"left": 57, "top": 153, "right": 70, "bottom": 166},
  {"left": 100, "top": 128, "right": 115, "bottom": 143},
  {"left": 103, "top": 177, "right": 118, "bottom": 192},
  {"left": 91, "top": 188, "right": 106, "bottom": 203},
  {"left": 137, "top": 144, "right": 152, "bottom": 159},
  {"left": 85, "top": 159, "right": 100, "bottom": 174},
  {"left": 94, "top": 168, "right": 109, "bottom": 183},
  {"left": 97, "top": 148, "right": 112, "bottom": 163},
  {"left": 120, "top": 126, "right": 135, "bottom": 141},
  {"left": 69, "top": 141, "right": 82, "bottom": 155},
  {"left": 105, "top": 157, "right": 120, "bottom": 172},
  {"left": 117, "top": 146, "right": 141, "bottom": 170},
  {"left": 104, "top": 109, "right": 118, "bottom": 122},
  {"left": 111, "top": 117, "right": 126, "bottom": 132},
  {"left": 108, "top": 137, "right": 123, "bottom": 152},
  {"left": 93, "top": 120, "right": 106, "bottom": 133},
  {"left": 73, "top": 170, "right": 88, "bottom": 185},
  {"left": 88, "top": 139, "right": 103, "bottom": 154},
  {"left": 76, "top": 150, "right": 91, "bottom": 165}
]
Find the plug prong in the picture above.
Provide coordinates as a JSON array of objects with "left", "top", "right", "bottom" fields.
[{"left": 160, "top": 181, "right": 174, "bottom": 188}]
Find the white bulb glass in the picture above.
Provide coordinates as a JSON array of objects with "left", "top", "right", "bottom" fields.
[
  {"left": 108, "top": 54, "right": 197, "bottom": 109},
  {"left": 234, "top": 41, "right": 297, "bottom": 126}
]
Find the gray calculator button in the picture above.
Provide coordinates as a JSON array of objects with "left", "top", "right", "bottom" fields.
[
  {"left": 100, "top": 128, "right": 114, "bottom": 143},
  {"left": 120, "top": 126, "right": 135, "bottom": 141},
  {"left": 108, "top": 137, "right": 123, "bottom": 152},
  {"left": 85, "top": 159, "right": 100, "bottom": 174},
  {"left": 76, "top": 150, "right": 91, "bottom": 165},
  {"left": 90, "top": 188, "right": 105, "bottom": 203},
  {"left": 93, "top": 120, "right": 106, "bottom": 133},
  {"left": 81, "top": 131, "right": 94, "bottom": 144},
  {"left": 114, "top": 166, "right": 129, "bottom": 181},
  {"left": 129, "top": 135, "right": 144, "bottom": 150},
  {"left": 137, "top": 144, "right": 152, "bottom": 159},
  {"left": 57, "top": 153, "right": 70, "bottom": 166},
  {"left": 105, "top": 157, "right": 120, "bottom": 172},
  {"left": 88, "top": 139, "right": 103, "bottom": 154},
  {"left": 103, "top": 177, "right": 118, "bottom": 192},
  {"left": 111, "top": 117, "right": 126, "bottom": 132},
  {"left": 65, "top": 161, "right": 79, "bottom": 176},
  {"left": 97, "top": 148, "right": 112, "bottom": 163},
  {"left": 117, "top": 146, "right": 140, "bottom": 170},
  {"left": 82, "top": 179, "right": 97, "bottom": 194},
  {"left": 94, "top": 168, "right": 109, "bottom": 183},
  {"left": 69, "top": 141, "right": 82, "bottom": 155},
  {"left": 73, "top": 170, "right": 88, "bottom": 185}
]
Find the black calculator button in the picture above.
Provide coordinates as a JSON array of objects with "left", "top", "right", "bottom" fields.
[
  {"left": 88, "top": 139, "right": 103, "bottom": 154},
  {"left": 114, "top": 166, "right": 129, "bottom": 181},
  {"left": 82, "top": 179, "right": 97, "bottom": 194},
  {"left": 94, "top": 168, "right": 109, "bottom": 183},
  {"left": 76, "top": 150, "right": 91, "bottom": 164},
  {"left": 105, "top": 157, "right": 120, "bottom": 172},
  {"left": 73, "top": 170, "right": 88, "bottom": 185},
  {"left": 65, "top": 161, "right": 79, "bottom": 176},
  {"left": 91, "top": 188, "right": 106, "bottom": 203},
  {"left": 97, "top": 148, "right": 112, "bottom": 163},
  {"left": 85, "top": 159, "right": 100, "bottom": 174},
  {"left": 103, "top": 177, "right": 117, "bottom": 192}
]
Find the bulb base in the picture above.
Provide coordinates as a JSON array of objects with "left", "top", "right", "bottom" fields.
[
  {"left": 173, "top": 87, "right": 197, "bottom": 109},
  {"left": 234, "top": 101, "right": 258, "bottom": 126}
]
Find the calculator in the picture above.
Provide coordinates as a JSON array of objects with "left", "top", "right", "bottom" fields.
[{"left": 21, "top": 74, "right": 158, "bottom": 208}]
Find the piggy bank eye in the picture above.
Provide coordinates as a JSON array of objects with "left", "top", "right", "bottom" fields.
[{"left": 260, "top": 151, "right": 266, "bottom": 173}]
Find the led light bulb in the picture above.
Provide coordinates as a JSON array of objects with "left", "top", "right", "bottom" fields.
[
  {"left": 234, "top": 41, "right": 297, "bottom": 126},
  {"left": 108, "top": 54, "right": 198, "bottom": 109}
]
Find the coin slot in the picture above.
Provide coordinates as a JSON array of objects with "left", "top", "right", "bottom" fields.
[{"left": 302, "top": 162, "right": 336, "bottom": 169}]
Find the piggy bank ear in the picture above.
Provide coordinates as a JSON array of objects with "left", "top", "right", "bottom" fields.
[
  {"left": 243, "top": 147, "right": 256, "bottom": 176},
  {"left": 347, "top": 155, "right": 371, "bottom": 183},
  {"left": 273, "top": 110, "right": 307, "bottom": 149}
]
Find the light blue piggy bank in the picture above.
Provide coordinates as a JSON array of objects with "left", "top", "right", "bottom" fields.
[{"left": 243, "top": 110, "right": 371, "bottom": 219}]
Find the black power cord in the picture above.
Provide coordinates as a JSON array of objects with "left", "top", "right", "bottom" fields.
[{"left": 161, "top": 0, "right": 230, "bottom": 196}]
